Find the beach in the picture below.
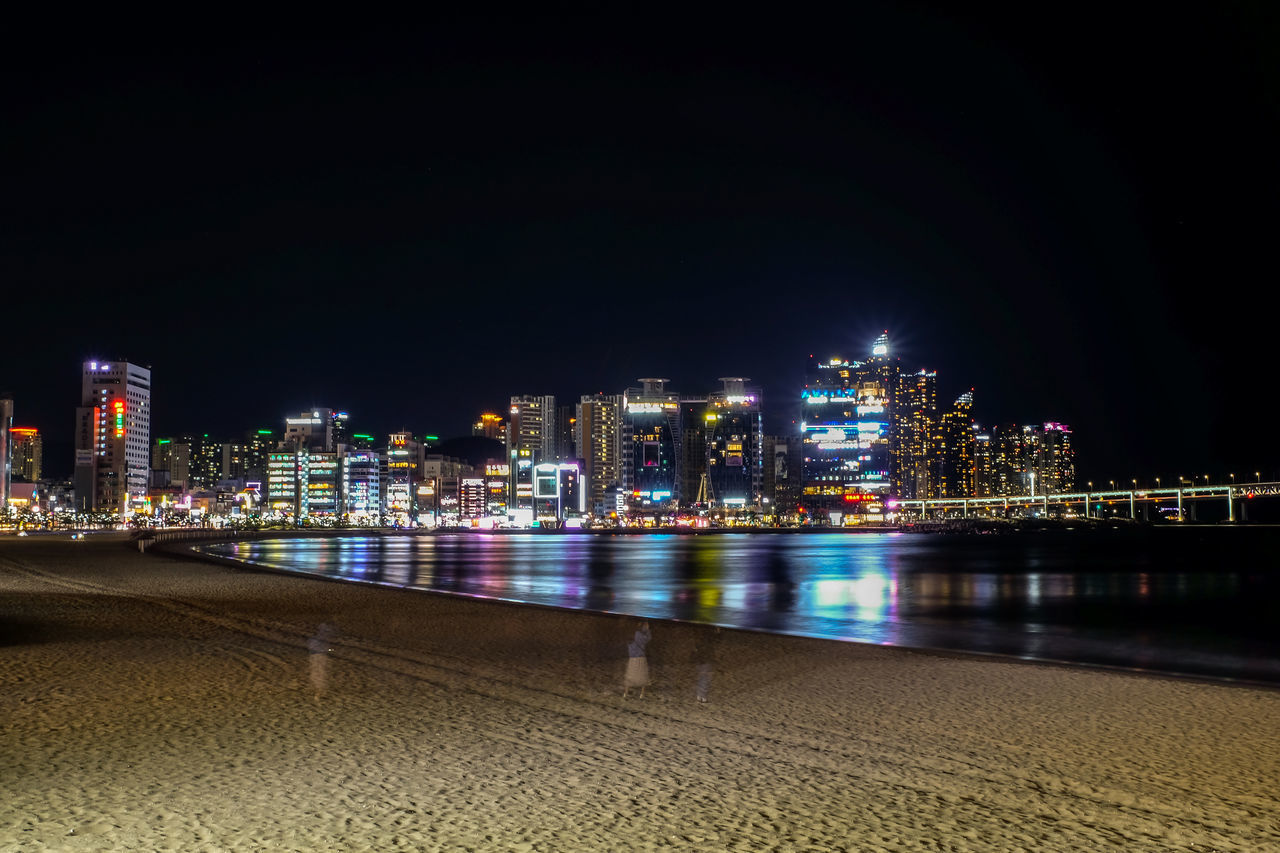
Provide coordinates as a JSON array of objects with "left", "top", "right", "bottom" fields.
[{"left": 2, "top": 536, "right": 1277, "bottom": 852}]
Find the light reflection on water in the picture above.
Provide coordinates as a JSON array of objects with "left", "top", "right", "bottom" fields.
[{"left": 201, "top": 531, "right": 1280, "bottom": 684}]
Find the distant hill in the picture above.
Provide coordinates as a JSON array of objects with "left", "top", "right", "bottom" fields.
[{"left": 429, "top": 436, "right": 505, "bottom": 468}]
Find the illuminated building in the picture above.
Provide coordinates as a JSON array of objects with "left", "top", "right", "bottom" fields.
[
  {"left": 533, "top": 462, "right": 584, "bottom": 524},
  {"left": 507, "top": 395, "right": 556, "bottom": 519},
  {"left": 384, "top": 431, "right": 424, "bottom": 519},
  {"left": 973, "top": 428, "right": 997, "bottom": 497},
  {"left": 341, "top": 450, "right": 382, "bottom": 518},
  {"left": 939, "top": 391, "right": 975, "bottom": 497},
  {"left": 761, "top": 434, "right": 802, "bottom": 519},
  {"left": 265, "top": 451, "right": 301, "bottom": 518},
  {"left": 705, "top": 378, "right": 763, "bottom": 510},
  {"left": 220, "top": 441, "right": 248, "bottom": 481},
  {"left": 303, "top": 452, "right": 340, "bottom": 516},
  {"left": 894, "top": 369, "right": 938, "bottom": 499},
  {"left": 679, "top": 397, "right": 708, "bottom": 507},
  {"left": 621, "top": 379, "right": 681, "bottom": 514},
  {"left": 10, "top": 427, "right": 42, "bottom": 483},
  {"left": 237, "top": 429, "right": 274, "bottom": 484},
  {"left": 1030, "top": 422, "right": 1075, "bottom": 495},
  {"left": 575, "top": 394, "right": 622, "bottom": 516},
  {"left": 74, "top": 360, "right": 151, "bottom": 514},
  {"left": 484, "top": 461, "right": 510, "bottom": 517},
  {"left": 800, "top": 343, "right": 894, "bottom": 523},
  {"left": 151, "top": 437, "right": 191, "bottom": 488},
  {"left": 190, "top": 434, "right": 222, "bottom": 489},
  {"left": 472, "top": 413, "right": 507, "bottom": 443},
  {"left": 507, "top": 396, "right": 557, "bottom": 461},
  {"left": 459, "top": 477, "right": 486, "bottom": 519},
  {"left": 284, "top": 409, "right": 340, "bottom": 452},
  {"left": 556, "top": 404, "right": 577, "bottom": 461},
  {"left": 0, "top": 394, "right": 11, "bottom": 507}
]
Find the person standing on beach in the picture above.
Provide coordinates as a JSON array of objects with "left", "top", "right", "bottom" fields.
[
  {"left": 622, "top": 621, "right": 651, "bottom": 699},
  {"left": 692, "top": 626, "right": 721, "bottom": 704},
  {"left": 308, "top": 623, "right": 337, "bottom": 701}
]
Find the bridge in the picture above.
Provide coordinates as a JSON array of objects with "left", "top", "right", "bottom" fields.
[{"left": 894, "top": 481, "right": 1280, "bottom": 523}]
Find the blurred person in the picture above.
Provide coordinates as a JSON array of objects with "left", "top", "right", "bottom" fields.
[
  {"left": 308, "top": 623, "right": 337, "bottom": 700},
  {"left": 622, "top": 621, "right": 651, "bottom": 699},
  {"left": 692, "top": 626, "right": 722, "bottom": 704}
]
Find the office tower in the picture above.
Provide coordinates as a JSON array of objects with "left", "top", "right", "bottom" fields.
[
  {"left": 575, "top": 393, "right": 623, "bottom": 517},
  {"left": 939, "top": 391, "right": 975, "bottom": 497},
  {"left": 303, "top": 451, "right": 340, "bottom": 517},
  {"left": 151, "top": 437, "right": 192, "bottom": 487},
  {"left": 705, "top": 378, "right": 763, "bottom": 510},
  {"left": 621, "top": 379, "right": 682, "bottom": 514},
  {"left": 0, "top": 394, "right": 12, "bottom": 508},
  {"left": 74, "top": 360, "right": 151, "bottom": 514},
  {"left": 284, "top": 409, "right": 337, "bottom": 451},
  {"left": 472, "top": 413, "right": 507, "bottom": 443},
  {"left": 11, "top": 427, "right": 41, "bottom": 482}
]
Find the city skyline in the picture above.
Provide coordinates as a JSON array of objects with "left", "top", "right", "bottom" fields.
[{"left": 5, "top": 11, "right": 1275, "bottom": 484}]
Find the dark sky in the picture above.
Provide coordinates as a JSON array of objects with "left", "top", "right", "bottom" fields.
[{"left": 4, "top": 7, "right": 1276, "bottom": 482}]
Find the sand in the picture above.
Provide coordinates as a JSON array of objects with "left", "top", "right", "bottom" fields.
[{"left": 1, "top": 536, "right": 1277, "bottom": 852}]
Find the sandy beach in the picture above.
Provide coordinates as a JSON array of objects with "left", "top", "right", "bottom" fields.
[{"left": 2, "top": 536, "right": 1277, "bottom": 852}]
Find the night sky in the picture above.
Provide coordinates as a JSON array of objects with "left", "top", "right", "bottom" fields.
[{"left": 4, "top": 8, "right": 1276, "bottom": 482}]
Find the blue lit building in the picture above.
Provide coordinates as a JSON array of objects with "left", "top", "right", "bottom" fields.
[
  {"left": 704, "top": 378, "right": 763, "bottom": 511},
  {"left": 621, "top": 378, "right": 681, "bottom": 515}
]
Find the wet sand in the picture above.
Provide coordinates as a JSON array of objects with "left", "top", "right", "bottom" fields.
[{"left": 2, "top": 536, "right": 1277, "bottom": 851}]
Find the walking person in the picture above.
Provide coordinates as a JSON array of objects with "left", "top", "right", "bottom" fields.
[
  {"left": 692, "top": 626, "right": 721, "bottom": 704},
  {"left": 622, "top": 621, "right": 651, "bottom": 699},
  {"left": 308, "top": 623, "right": 337, "bottom": 701}
]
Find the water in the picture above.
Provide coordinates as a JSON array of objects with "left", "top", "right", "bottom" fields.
[{"left": 199, "top": 527, "right": 1280, "bottom": 685}]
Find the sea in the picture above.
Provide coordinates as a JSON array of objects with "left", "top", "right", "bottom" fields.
[{"left": 199, "top": 526, "right": 1280, "bottom": 686}]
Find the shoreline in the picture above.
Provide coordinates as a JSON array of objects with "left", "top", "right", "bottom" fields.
[{"left": 4, "top": 538, "right": 1278, "bottom": 850}]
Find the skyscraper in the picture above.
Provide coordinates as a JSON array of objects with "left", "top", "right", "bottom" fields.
[
  {"left": 705, "top": 378, "right": 763, "bottom": 510},
  {"left": 74, "top": 360, "right": 151, "bottom": 514},
  {"left": 10, "top": 427, "right": 42, "bottom": 482},
  {"left": 575, "top": 393, "right": 622, "bottom": 517},
  {"left": 939, "top": 391, "right": 975, "bottom": 498},
  {"left": 621, "top": 379, "right": 682, "bottom": 514}
]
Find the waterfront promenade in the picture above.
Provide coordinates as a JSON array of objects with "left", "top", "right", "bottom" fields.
[{"left": 2, "top": 536, "right": 1277, "bottom": 851}]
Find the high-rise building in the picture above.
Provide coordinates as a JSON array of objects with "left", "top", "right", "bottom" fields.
[
  {"left": 284, "top": 409, "right": 337, "bottom": 452},
  {"left": 761, "top": 434, "right": 802, "bottom": 520},
  {"left": 679, "top": 397, "right": 709, "bottom": 507},
  {"left": 74, "top": 360, "right": 151, "bottom": 514},
  {"left": 244, "top": 429, "right": 275, "bottom": 483},
  {"left": 508, "top": 395, "right": 556, "bottom": 520},
  {"left": 621, "top": 379, "right": 681, "bottom": 514},
  {"left": 0, "top": 394, "right": 12, "bottom": 507},
  {"left": 151, "top": 437, "right": 192, "bottom": 487},
  {"left": 800, "top": 343, "right": 893, "bottom": 523},
  {"left": 705, "top": 378, "right": 763, "bottom": 510},
  {"left": 507, "top": 396, "right": 556, "bottom": 461},
  {"left": 190, "top": 433, "right": 222, "bottom": 489},
  {"left": 939, "top": 391, "right": 975, "bottom": 498},
  {"left": 894, "top": 369, "right": 938, "bottom": 498},
  {"left": 575, "top": 393, "right": 622, "bottom": 517},
  {"left": 472, "top": 413, "right": 507, "bottom": 443},
  {"left": 341, "top": 450, "right": 382, "bottom": 519},
  {"left": 10, "top": 427, "right": 41, "bottom": 482},
  {"left": 1030, "top": 422, "right": 1075, "bottom": 495}
]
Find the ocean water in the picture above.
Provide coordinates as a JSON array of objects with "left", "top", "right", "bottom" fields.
[{"left": 200, "top": 527, "right": 1280, "bottom": 685}]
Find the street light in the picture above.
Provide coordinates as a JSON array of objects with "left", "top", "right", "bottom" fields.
[{"left": 1155, "top": 477, "right": 1161, "bottom": 488}]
